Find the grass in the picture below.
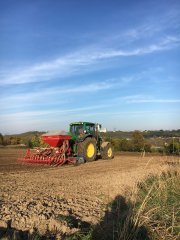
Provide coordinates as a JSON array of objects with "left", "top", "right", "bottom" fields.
[
  {"left": 66, "top": 167, "right": 179, "bottom": 240},
  {"left": 101, "top": 168, "right": 180, "bottom": 240},
  {"left": 134, "top": 169, "right": 180, "bottom": 240}
]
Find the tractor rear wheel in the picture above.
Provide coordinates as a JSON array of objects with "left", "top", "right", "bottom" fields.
[
  {"left": 101, "top": 142, "right": 114, "bottom": 160},
  {"left": 77, "top": 137, "right": 97, "bottom": 162}
]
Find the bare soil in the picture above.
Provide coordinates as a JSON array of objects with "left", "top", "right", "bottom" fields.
[{"left": 0, "top": 148, "right": 173, "bottom": 238}]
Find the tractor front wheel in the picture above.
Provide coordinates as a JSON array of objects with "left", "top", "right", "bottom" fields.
[{"left": 77, "top": 138, "right": 97, "bottom": 162}]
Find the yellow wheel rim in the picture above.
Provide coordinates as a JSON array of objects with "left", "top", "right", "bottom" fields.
[
  {"left": 107, "top": 147, "right": 112, "bottom": 158},
  {"left": 87, "top": 143, "right": 95, "bottom": 158}
]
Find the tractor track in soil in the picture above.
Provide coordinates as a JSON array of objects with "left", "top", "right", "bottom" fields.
[{"left": 0, "top": 148, "right": 171, "bottom": 237}]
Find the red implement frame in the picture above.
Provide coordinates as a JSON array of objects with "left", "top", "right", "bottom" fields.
[{"left": 18, "top": 135, "right": 77, "bottom": 166}]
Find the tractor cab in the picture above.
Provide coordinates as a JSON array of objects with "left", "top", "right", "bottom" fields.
[{"left": 69, "top": 122, "right": 96, "bottom": 140}]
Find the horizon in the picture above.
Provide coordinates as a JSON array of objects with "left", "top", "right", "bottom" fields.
[
  {"left": 2, "top": 128, "right": 180, "bottom": 136},
  {"left": 0, "top": 0, "right": 180, "bottom": 133}
]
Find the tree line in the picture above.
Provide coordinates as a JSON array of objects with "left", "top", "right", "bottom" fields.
[
  {"left": 104, "top": 131, "right": 180, "bottom": 155},
  {"left": 0, "top": 133, "right": 45, "bottom": 148},
  {"left": 105, "top": 131, "right": 151, "bottom": 152},
  {"left": 0, "top": 131, "right": 179, "bottom": 154}
]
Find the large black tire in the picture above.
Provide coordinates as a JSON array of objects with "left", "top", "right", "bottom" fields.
[
  {"left": 101, "top": 142, "right": 114, "bottom": 160},
  {"left": 77, "top": 137, "right": 97, "bottom": 162}
]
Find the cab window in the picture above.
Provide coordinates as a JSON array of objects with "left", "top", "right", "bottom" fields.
[
  {"left": 70, "top": 124, "right": 83, "bottom": 135},
  {"left": 86, "top": 124, "right": 95, "bottom": 134}
]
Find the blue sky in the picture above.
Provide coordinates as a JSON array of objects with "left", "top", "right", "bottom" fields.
[{"left": 0, "top": 0, "right": 180, "bottom": 133}]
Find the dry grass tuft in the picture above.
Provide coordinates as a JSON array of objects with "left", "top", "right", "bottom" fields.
[{"left": 134, "top": 168, "right": 180, "bottom": 240}]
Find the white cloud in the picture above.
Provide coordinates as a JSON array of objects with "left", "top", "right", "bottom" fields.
[
  {"left": 0, "top": 78, "right": 121, "bottom": 108},
  {"left": 128, "top": 99, "right": 180, "bottom": 103},
  {"left": 0, "top": 36, "right": 179, "bottom": 86},
  {"left": 0, "top": 103, "right": 114, "bottom": 121},
  {"left": 1, "top": 94, "right": 180, "bottom": 122},
  {"left": 122, "top": 95, "right": 180, "bottom": 103}
]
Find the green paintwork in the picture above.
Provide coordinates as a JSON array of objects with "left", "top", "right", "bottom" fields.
[{"left": 68, "top": 122, "right": 103, "bottom": 155}]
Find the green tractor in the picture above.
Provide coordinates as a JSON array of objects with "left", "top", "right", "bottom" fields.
[
  {"left": 69, "top": 121, "right": 114, "bottom": 162},
  {"left": 18, "top": 121, "right": 114, "bottom": 166}
]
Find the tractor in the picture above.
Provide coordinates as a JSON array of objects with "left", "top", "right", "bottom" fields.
[
  {"left": 69, "top": 121, "right": 114, "bottom": 161},
  {"left": 18, "top": 122, "right": 114, "bottom": 166}
]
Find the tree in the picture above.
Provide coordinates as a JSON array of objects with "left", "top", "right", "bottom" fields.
[
  {"left": 10, "top": 137, "right": 17, "bottom": 145},
  {"left": 40, "top": 137, "right": 49, "bottom": 148},
  {"left": 144, "top": 143, "right": 151, "bottom": 152},
  {"left": 0, "top": 133, "right": 4, "bottom": 145},
  {"left": 119, "top": 139, "right": 133, "bottom": 151},
  {"left": 111, "top": 138, "right": 120, "bottom": 151},
  {"left": 132, "top": 130, "right": 145, "bottom": 152},
  {"left": 165, "top": 139, "right": 180, "bottom": 155},
  {"left": 31, "top": 135, "right": 41, "bottom": 147},
  {"left": 3, "top": 136, "right": 10, "bottom": 145},
  {"left": 26, "top": 139, "right": 33, "bottom": 148}
]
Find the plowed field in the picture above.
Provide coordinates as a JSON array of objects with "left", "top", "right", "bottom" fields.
[{"left": 0, "top": 148, "right": 170, "bottom": 238}]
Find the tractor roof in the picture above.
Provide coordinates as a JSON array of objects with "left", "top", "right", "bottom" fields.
[{"left": 70, "top": 122, "right": 95, "bottom": 125}]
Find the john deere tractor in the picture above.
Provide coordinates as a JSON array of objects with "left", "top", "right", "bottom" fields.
[
  {"left": 69, "top": 121, "right": 114, "bottom": 162},
  {"left": 18, "top": 121, "right": 114, "bottom": 166}
]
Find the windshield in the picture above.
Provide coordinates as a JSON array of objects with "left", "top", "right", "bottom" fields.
[{"left": 70, "top": 124, "right": 84, "bottom": 135}]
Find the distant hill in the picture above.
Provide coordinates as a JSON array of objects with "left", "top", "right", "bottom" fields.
[
  {"left": 102, "top": 129, "right": 180, "bottom": 139},
  {"left": 2, "top": 131, "right": 46, "bottom": 146},
  {"left": 4, "top": 131, "right": 46, "bottom": 140},
  {"left": 142, "top": 129, "right": 180, "bottom": 138},
  {"left": 3, "top": 129, "right": 180, "bottom": 140},
  {"left": 101, "top": 131, "right": 132, "bottom": 139}
]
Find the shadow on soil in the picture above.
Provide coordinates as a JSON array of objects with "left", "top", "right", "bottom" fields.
[
  {"left": 91, "top": 195, "right": 150, "bottom": 240},
  {"left": 0, "top": 195, "right": 150, "bottom": 240},
  {"left": 0, "top": 226, "right": 29, "bottom": 240}
]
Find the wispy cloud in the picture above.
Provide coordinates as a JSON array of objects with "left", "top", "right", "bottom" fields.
[
  {"left": 123, "top": 15, "right": 180, "bottom": 40},
  {"left": 122, "top": 95, "right": 180, "bottom": 103},
  {"left": 128, "top": 99, "right": 180, "bottom": 103},
  {"left": 0, "top": 35, "right": 179, "bottom": 86},
  {"left": 0, "top": 78, "right": 122, "bottom": 108},
  {"left": 92, "top": 8, "right": 180, "bottom": 48},
  {"left": 1, "top": 93, "right": 180, "bottom": 121},
  {"left": 0, "top": 103, "right": 114, "bottom": 120}
]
